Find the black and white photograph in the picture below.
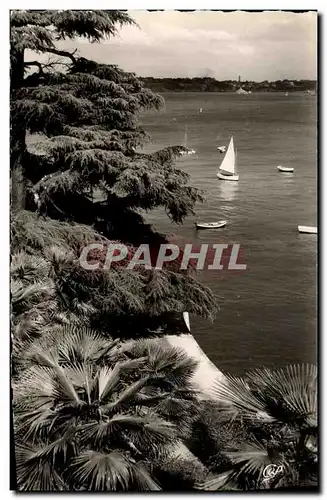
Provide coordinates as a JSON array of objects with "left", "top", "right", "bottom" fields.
[{"left": 9, "top": 7, "right": 318, "bottom": 492}]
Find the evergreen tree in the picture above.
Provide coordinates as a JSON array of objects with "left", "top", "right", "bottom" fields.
[{"left": 10, "top": 9, "right": 216, "bottom": 339}]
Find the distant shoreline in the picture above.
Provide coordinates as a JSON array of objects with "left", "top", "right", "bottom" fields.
[
  {"left": 141, "top": 77, "right": 317, "bottom": 94},
  {"left": 141, "top": 90, "right": 317, "bottom": 94}
]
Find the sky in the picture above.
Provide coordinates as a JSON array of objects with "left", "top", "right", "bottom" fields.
[{"left": 69, "top": 10, "right": 317, "bottom": 81}]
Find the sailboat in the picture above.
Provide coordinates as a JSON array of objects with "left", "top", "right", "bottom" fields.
[
  {"left": 183, "top": 312, "right": 191, "bottom": 332},
  {"left": 236, "top": 87, "right": 249, "bottom": 95},
  {"left": 217, "top": 136, "right": 239, "bottom": 181},
  {"left": 181, "top": 125, "right": 196, "bottom": 155}
]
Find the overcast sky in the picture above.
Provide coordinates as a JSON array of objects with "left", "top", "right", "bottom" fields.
[{"left": 69, "top": 10, "right": 317, "bottom": 81}]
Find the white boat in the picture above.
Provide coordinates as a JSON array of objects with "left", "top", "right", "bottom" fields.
[
  {"left": 277, "top": 165, "right": 294, "bottom": 173},
  {"left": 217, "top": 136, "right": 239, "bottom": 181},
  {"left": 183, "top": 312, "right": 191, "bottom": 332},
  {"left": 298, "top": 225, "right": 317, "bottom": 234},
  {"left": 217, "top": 146, "right": 227, "bottom": 153},
  {"left": 236, "top": 87, "right": 249, "bottom": 95},
  {"left": 195, "top": 220, "right": 227, "bottom": 229},
  {"left": 181, "top": 125, "right": 196, "bottom": 155}
]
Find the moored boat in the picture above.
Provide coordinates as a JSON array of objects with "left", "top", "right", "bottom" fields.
[
  {"left": 195, "top": 220, "right": 227, "bottom": 229},
  {"left": 217, "top": 137, "right": 239, "bottom": 181},
  {"left": 277, "top": 165, "right": 294, "bottom": 174},
  {"left": 298, "top": 225, "right": 317, "bottom": 234},
  {"left": 180, "top": 125, "right": 196, "bottom": 155},
  {"left": 277, "top": 165, "right": 294, "bottom": 173}
]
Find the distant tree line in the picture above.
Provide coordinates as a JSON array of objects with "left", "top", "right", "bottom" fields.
[{"left": 141, "top": 77, "right": 317, "bottom": 93}]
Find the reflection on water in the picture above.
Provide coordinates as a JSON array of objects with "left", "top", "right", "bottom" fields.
[
  {"left": 219, "top": 181, "right": 239, "bottom": 202},
  {"left": 281, "top": 175, "right": 295, "bottom": 183},
  {"left": 220, "top": 204, "right": 237, "bottom": 212}
]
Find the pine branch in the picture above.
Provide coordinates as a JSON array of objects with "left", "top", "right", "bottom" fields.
[
  {"left": 24, "top": 61, "right": 44, "bottom": 74},
  {"left": 10, "top": 10, "right": 218, "bottom": 339},
  {"left": 42, "top": 47, "right": 77, "bottom": 64}
]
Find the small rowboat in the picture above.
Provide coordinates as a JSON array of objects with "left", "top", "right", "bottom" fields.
[
  {"left": 196, "top": 220, "right": 227, "bottom": 229},
  {"left": 298, "top": 225, "right": 317, "bottom": 234},
  {"left": 277, "top": 165, "right": 294, "bottom": 173},
  {"left": 217, "top": 146, "right": 227, "bottom": 153}
]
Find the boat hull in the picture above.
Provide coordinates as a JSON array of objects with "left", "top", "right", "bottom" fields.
[
  {"left": 298, "top": 225, "right": 317, "bottom": 234},
  {"left": 217, "top": 172, "right": 239, "bottom": 181},
  {"left": 277, "top": 166, "right": 294, "bottom": 173},
  {"left": 196, "top": 220, "right": 227, "bottom": 229}
]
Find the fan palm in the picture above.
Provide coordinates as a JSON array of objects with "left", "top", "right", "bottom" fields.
[
  {"left": 11, "top": 252, "right": 57, "bottom": 358},
  {"left": 196, "top": 364, "right": 318, "bottom": 491},
  {"left": 11, "top": 250, "right": 86, "bottom": 369},
  {"left": 119, "top": 338, "right": 200, "bottom": 437},
  {"left": 13, "top": 326, "right": 199, "bottom": 491}
]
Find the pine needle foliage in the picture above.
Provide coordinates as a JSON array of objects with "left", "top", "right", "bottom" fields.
[
  {"left": 11, "top": 9, "right": 201, "bottom": 229},
  {"left": 11, "top": 212, "right": 215, "bottom": 351},
  {"left": 10, "top": 9, "right": 216, "bottom": 341}
]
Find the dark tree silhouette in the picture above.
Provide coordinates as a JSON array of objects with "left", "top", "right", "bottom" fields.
[{"left": 10, "top": 10, "right": 216, "bottom": 342}]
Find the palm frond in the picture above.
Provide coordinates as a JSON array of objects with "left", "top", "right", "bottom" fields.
[
  {"left": 130, "top": 462, "right": 162, "bottom": 491},
  {"left": 98, "top": 364, "right": 121, "bottom": 401},
  {"left": 25, "top": 431, "right": 75, "bottom": 464},
  {"left": 211, "top": 374, "right": 274, "bottom": 422},
  {"left": 248, "top": 364, "right": 317, "bottom": 427},
  {"left": 107, "top": 376, "right": 150, "bottom": 409},
  {"left": 226, "top": 439, "right": 274, "bottom": 477},
  {"left": 194, "top": 471, "right": 234, "bottom": 491},
  {"left": 11, "top": 252, "right": 50, "bottom": 285},
  {"left": 79, "top": 413, "right": 175, "bottom": 451},
  {"left": 16, "top": 443, "right": 69, "bottom": 491},
  {"left": 71, "top": 451, "right": 133, "bottom": 491},
  {"left": 121, "top": 338, "right": 198, "bottom": 387}
]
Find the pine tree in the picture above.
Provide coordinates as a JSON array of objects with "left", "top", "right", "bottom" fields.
[{"left": 10, "top": 9, "right": 216, "bottom": 339}]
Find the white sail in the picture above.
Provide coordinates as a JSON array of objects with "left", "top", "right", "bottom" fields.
[
  {"left": 183, "top": 312, "right": 191, "bottom": 332},
  {"left": 219, "top": 136, "right": 236, "bottom": 176},
  {"left": 236, "top": 87, "right": 248, "bottom": 95}
]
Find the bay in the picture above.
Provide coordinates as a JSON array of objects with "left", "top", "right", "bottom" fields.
[{"left": 140, "top": 92, "right": 317, "bottom": 376}]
